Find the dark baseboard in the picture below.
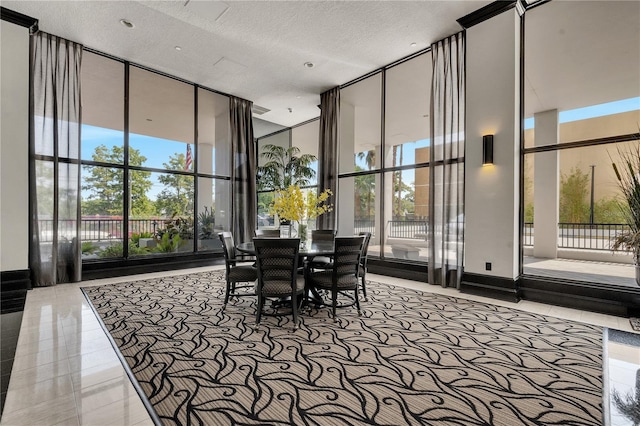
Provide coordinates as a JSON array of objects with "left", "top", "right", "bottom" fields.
[
  {"left": 460, "top": 272, "right": 520, "bottom": 303},
  {"left": 520, "top": 275, "right": 640, "bottom": 317},
  {"left": 367, "top": 258, "right": 428, "bottom": 282},
  {"left": 81, "top": 254, "right": 225, "bottom": 281},
  {"left": 0, "top": 269, "right": 31, "bottom": 314}
]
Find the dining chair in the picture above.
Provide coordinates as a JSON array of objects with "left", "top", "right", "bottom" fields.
[
  {"left": 308, "top": 229, "right": 336, "bottom": 271},
  {"left": 255, "top": 229, "right": 281, "bottom": 237},
  {"left": 218, "top": 232, "right": 257, "bottom": 310},
  {"left": 253, "top": 237, "right": 305, "bottom": 330},
  {"left": 358, "top": 231, "right": 372, "bottom": 301},
  {"left": 307, "top": 236, "right": 364, "bottom": 322}
]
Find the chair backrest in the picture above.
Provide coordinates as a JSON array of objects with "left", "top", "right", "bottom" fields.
[
  {"left": 253, "top": 238, "right": 300, "bottom": 292},
  {"left": 332, "top": 236, "right": 364, "bottom": 281},
  {"left": 311, "top": 229, "right": 336, "bottom": 242},
  {"left": 255, "top": 229, "right": 281, "bottom": 237},
  {"left": 218, "top": 232, "right": 236, "bottom": 262},
  {"left": 358, "top": 231, "right": 372, "bottom": 265}
]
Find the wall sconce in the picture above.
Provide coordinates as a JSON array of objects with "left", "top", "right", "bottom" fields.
[{"left": 482, "top": 134, "right": 494, "bottom": 165}]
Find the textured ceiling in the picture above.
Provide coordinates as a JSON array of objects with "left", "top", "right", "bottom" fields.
[
  {"left": 5, "top": 1, "right": 637, "bottom": 138},
  {"left": 2, "top": 0, "right": 491, "bottom": 129}
]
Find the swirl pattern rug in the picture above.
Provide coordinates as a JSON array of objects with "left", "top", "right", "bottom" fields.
[{"left": 82, "top": 271, "right": 603, "bottom": 425}]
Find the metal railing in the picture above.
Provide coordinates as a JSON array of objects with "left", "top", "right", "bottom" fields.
[
  {"left": 354, "top": 218, "right": 429, "bottom": 240},
  {"left": 387, "top": 219, "right": 428, "bottom": 239},
  {"left": 524, "top": 222, "right": 534, "bottom": 246},
  {"left": 558, "top": 223, "right": 629, "bottom": 250},
  {"left": 38, "top": 218, "right": 165, "bottom": 242},
  {"left": 523, "top": 222, "right": 630, "bottom": 251},
  {"left": 41, "top": 218, "right": 630, "bottom": 250},
  {"left": 354, "top": 219, "right": 375, "bottom": 235}
]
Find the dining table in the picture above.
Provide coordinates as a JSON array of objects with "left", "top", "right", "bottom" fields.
[{"left": 236, "top": 239, "right": 335, "bottom": 306}]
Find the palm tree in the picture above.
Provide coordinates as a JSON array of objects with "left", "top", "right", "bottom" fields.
[
  {"left": 356, "top": 150, "right": 376, "bottom": 215},
  {"left": 256, "top": 144, "right": 317, "bottom": 191},
  {"left": 356, "top": 149, "right": 376, "bottom": 171}
]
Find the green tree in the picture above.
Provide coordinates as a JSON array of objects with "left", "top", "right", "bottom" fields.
[
  {"left": 356, "top": 150, "right": 376, "bottom": 171},
  {"left": 156, "top": 153, "right": 194, "bottom": 216},
  {"left": 354, "top": 166, "right": 375, "bottom": 219},
  {"left": 256, "top": 144, "right": 317, "bottom": 191},
  {"left": 523, "top": 159, "right": 534, "bottom": 223},
  {"left": 82, "top": 145, "right": 154, "bottom": 216},
  {"left": 559, "top": 166, "right": 589, "bottom": 223},
  {"left": 594, "top": 197, "right": 626, "bottom": 223}
]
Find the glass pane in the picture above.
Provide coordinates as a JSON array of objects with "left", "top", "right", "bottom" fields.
[
  {"left": 337, "top": 175, "right": 380, "bottom": 258},
  {"left": 524, "top": 1, "right": 640, "bottom": 148},
  {"left": 524, "top": 141, "right": 637, "bottom": 287},
  {"left": 383, "top": 170, "right": 428, "bottom": 261},
  {"left": 385, "top": 53, "right": 431, "bottom": 167},
  {"left": 197, "top": 177, "right": 229, "bottom": 252},
  {"left": 291, "top": 120, "right": 319, "bottom": 187},
  {"left": 129, "top": 67, "right": 194, "bottom": 171},
  {"left": 35, "top": 160, "right": 54, "bottom": 261},
  {"left": 81, "top": 52, "right": 124, "bottom": 163},
  {"left": 257, "top": 130, "right": 290, "bottom": 191},
  {"left": 81, "top": 165, "right": 124, "bottom": 259},
  {"left": 198, "top": 89, "right": 230, "bottom": 176},
  {"left": 129, "top": 170, "right": 194, "bottom": 256},
  {"left": 523, "top": 155, "right": 534, "bottom": 247},
  {"left": 257, "top": 191, "right": 277, "bottom": 229},
  {"left": 339, "top": 73, "right": 382, "bottom": 174}
]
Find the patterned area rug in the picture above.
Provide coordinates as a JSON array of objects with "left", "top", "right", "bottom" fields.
[{"left": 82, "top": 271, "right": 603, "bottom": 426}]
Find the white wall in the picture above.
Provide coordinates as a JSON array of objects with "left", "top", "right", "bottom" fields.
[
  {"left": 1, "top": 21, "right": 30, "bottom": 272},
  {"left": 464, "top": 10, "right": 521, "bottom": 279}
]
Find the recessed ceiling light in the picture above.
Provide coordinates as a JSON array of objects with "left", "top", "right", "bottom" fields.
[
  {"left": 410, "top": 42, "right": 417, "bottom": 48},
  {"left": 303, "top": 62, "right": 314, "bottom": 68},
  {"left": 120, "top": 19, "right": 134, "bottom": 29},
  {"left": 175, "top": 46, "right": 182, "bottom": 51}
]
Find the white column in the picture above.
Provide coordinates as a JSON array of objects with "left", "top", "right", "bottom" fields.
[
  {"left": 533, "top": 109, "right": 559, "bottom": 258},
  {"left": 1, "top": 21, "right": 30, "bottom": 271},
  {"left": 465, "top": 9, "right": 521, "bottom": 279}
]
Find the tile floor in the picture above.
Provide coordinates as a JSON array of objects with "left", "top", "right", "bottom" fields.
[{"left": 0, "top": 265, "right": 637, "bottom": 425}]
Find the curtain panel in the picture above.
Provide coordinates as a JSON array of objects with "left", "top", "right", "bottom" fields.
[
  {"left": 30, "top": 32, "right": 83, "bottom": 286},
  {"left": 229, "top": 97, "right": 257, "bottom": 244},
  {"left": 317, "top": 87, "right": 340, "bottom": 230},
  {"left": 428, "top": 32, "right": 465, "bottom": 288}
]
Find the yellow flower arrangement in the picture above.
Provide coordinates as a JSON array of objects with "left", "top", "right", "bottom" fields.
[{"left": 270, "top": 185, "right": 333, "bottom": 223}]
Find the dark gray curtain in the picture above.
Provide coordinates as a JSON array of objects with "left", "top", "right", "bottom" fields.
[
  {"left": 30, "top": 32, "right": 83, "bottom": 286},
  {"left": 428, "top": 32, "right": 465, "bottom": 288},
  {"left": 230, "top": 97, "right": 257, "bottom": 244},
  {"left": 317, "top": 87, "right": 340, "bottom": 230}
]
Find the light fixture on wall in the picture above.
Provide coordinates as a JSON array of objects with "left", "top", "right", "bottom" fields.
[{"left": 482, "top": 135, "right": 494, "bottom": 165}]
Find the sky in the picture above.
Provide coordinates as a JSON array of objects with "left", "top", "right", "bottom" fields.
[{"left": 82, "top": 96, "right": 639, "bottom": 200}]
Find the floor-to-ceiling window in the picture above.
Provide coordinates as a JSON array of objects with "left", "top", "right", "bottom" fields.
[
  {"left": 256, "top": 119, "right": 319, "bottom": 233},
  {"left": 338, "top": 72, "right": 382, "bottom": 254},
  {"left": 523, "top": 1, "right": 640, "bottom": 287},
  {"left": 337, "top": 51, "right": 434, "bottom": 263},
  {"left": 80, "top": 51, "right": 231, "bottom": 263}
]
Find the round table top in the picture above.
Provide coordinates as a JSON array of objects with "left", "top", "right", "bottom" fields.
[{"left": 236, "top": 240, "right": 335, "bottom": 256}]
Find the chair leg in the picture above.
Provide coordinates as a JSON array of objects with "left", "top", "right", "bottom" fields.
[
  {"left": 291, "top": 293, "right": 299, "bottom": 331},
  {"left": 255, "top": 293, "right": 264, "bottom": 329},
  {"left": 331, "top": 290, "right": 338, "bottom": 322},
  {"left": 223, "top": 279, "right": 232, "bottom": 309},
  {"left": 361, "top": 275, "right": 368, "bottom": 301},
  {"left": 354, "top": 286, "right": 362, "bottom": 316}
]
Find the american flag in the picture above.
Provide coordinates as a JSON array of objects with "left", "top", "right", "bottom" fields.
[{"left": 185, "top": 144, "right": 193, "bottom": 171}]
